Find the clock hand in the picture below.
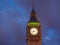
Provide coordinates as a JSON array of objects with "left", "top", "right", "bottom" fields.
[
  {"left": 33, "top": 31, "right": 35, "bottom": 32},
  {"left": 32, "top": 31, "right": 35, "bottom": 33}
]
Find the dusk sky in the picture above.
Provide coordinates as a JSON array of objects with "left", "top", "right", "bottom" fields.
[{"left": 0, "top": 0, "right": 60, "bottom": 45}]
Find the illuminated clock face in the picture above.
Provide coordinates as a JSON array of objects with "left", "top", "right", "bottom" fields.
[{"left": 30, "top": 28, "right": 38, "bottom": 35}]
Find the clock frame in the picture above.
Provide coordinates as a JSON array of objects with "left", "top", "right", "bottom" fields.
[{"left": 30, "top": 28, "right": 38, "bottom": 36}]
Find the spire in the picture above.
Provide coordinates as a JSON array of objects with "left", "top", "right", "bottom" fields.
[
  {"left": 29, "top": 0, "right": 38, "bottom": 22},
  {"left": 31, "top": 0, "right": 36, "bottom": 15},
  {"left": 32, "top": 0, "right": 34, "bottom": 10}
]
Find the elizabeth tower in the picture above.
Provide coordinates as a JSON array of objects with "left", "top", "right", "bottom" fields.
[{"left": 26, "top": 0, "right": 42, "bottom": 45}]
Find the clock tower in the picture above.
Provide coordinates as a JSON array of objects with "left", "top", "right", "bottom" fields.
[{"left": 26, "top": 0, "right": 42, "bottom": 45}]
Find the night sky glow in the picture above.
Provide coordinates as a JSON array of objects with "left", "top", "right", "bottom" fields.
[{"left": 0, "top": 0, "right": 60, "bottom": 45}]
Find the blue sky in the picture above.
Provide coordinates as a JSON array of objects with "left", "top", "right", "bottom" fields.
[{"left": 0, "top": 0, "right": 60, "bottom": 45}]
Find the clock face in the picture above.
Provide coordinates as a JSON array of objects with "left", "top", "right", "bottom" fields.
[{"left": 30, "top": 28, "right": 38, "bottom": 35}]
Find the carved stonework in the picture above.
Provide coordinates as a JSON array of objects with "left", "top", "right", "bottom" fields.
[{"left": 26, "top": 25, "right": 42, "bottom": 45}]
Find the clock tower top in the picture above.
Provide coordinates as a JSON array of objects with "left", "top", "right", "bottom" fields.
[{"left": 29, "top": 0, "right": 38, "bottom": 22}]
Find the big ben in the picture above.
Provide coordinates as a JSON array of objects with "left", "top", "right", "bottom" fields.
[{"left": 26, "top": 0, "right": 42, "bottom": 45}]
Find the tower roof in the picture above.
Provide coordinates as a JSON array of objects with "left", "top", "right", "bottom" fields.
[
  {"left": 29, "top": 0, "right": 38, "bottom": 22},
  {"left": 31, "top": 8, "right": 36, "bottom": 15}
]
